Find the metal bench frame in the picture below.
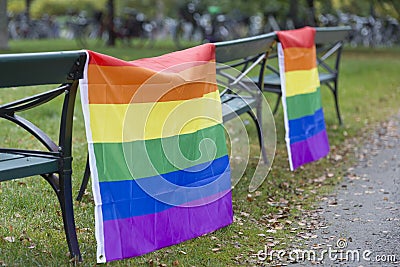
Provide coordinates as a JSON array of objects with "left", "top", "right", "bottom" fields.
[
  {"left": 0, "top": 51, "right": 86, "bottom": 262},
  {"left": 76, "top": 33, "right": 277, "bottom": 201},
  {"left": 261, "top": 26, "right": 352, "bottom": 125},
  {"left": 215, "top": 32, "right": 276, "bottom": 165}
]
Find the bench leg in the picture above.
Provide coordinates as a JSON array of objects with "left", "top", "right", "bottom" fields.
[
  {"left": 257, "top": 103, "right": 270, "bottom": 165},
  {"left": 272, "top": 94, "right": 282, "bottom": 115},
  {"left": 246, "top": 109, "right": 269, "bottom": 165},
  {"left": 76, "top": 154, "right": 90, "bottom": 201},
  {"left": 332, "top": 83, "right": 343, "bottom": 125},
  {"left": 325, "top": 81, "right": 343, "bottom": 125},
  {"left": 58, "top": 171, "right": 82, "bottom": 262}
]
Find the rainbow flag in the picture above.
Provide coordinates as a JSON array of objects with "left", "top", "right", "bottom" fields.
[
  {"left": 277, "top": 27, "right": 330, "bottom": 170},
  {"left": 79, "top": 44, "right": 233, "bottom": 262}
]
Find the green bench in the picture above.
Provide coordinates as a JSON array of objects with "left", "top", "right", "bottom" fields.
[
  {"left": 259, "top": 26, "right": 352, "bottom": 125},
  {"left": 0, "top": 51, "right": 86, "bottom": 262},
  {"left": 216, "top": 32, "right": 275, "bottom": 124},
  {"left": 76, "top": 32, "right": 277, "bottom": 201},
  {"left": 216, "top": 32, "right": 276, "bottom": 168},
  {"left": 0, "top": 34, "right": 277, "bottom": 260}
]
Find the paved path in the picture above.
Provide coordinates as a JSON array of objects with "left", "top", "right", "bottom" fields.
[{"left": 290, "top": 114, "right": 400, "bottom": 266}]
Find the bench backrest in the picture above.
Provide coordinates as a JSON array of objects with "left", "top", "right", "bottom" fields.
[
  {"left": 215, "top": 32, "right": 276, "bottom": 63},
  {"left": 214, "top": 32, "right": 276, "bottom": 94},
  {"left": 315, "top": 26, "right": 352, "bottom": 45},
  {"left": 314, "top": 26, "right": 352, "bottom": 74},
  {"left": 0, "top": 51, "right": 87, "bottom": 155},
  {"left": 213, "top": 33, "right": 277, "bottom": 186},
  {"left": 0, "top": 51, "right": 86, "bottom": 88}
]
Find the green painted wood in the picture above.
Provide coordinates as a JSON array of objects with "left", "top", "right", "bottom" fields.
[
  {"left": 0, "top": 153, "right": 59, "bottom": 181},
  {"left": 215, "top": 32, "right": 276, "bottom": 63},
  {"left": 315, "top": 26, "right": 352, "bottom": 45},
  {"left": 318, "top": 72, "right": 336, "bottom": 83},
  {"left": 0, "top": 50, "right": 86, "bottom": 88},
  {"left": 221, "top": 95, "right": 257, "bottom": 122}
]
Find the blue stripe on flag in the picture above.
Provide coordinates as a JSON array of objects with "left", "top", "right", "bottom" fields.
[
  {"left": 288, "top": 108, "right": 327, "bottom": 144},
  {"left": 100, "top": 155, "right": 231, "bottom": 221}
]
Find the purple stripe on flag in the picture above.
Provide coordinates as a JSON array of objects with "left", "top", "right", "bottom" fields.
[
  {"left": 102, "top": 191, "right": 233, "bottom": 261},
  {"left": 290, "top": 129, "right": 330, "bottom": 169}
]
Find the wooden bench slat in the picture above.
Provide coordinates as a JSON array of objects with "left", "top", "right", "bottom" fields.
[
  {"left": 215, "top": 32, "right": 276, "bottom": 63},
  {"left": 314, "top": 26, "right": 352, "bottom": 44},
  {"left": 259, "top": 72, "right": 338, "bottom": 88},
  {"left": 318, "top": 72, "right": 336, "bottom": 83},
  {"left": 0, "top": 153, "right": 59, "bottom": 181},
  {"left": 0, "top": 50, "right": 86, "bottom": 87},
  {"left": 0, "top": 153, "right": 25, "bottom": 161},
  {"left": 221, "top": 95, "right": 258, "bottom": 122}
]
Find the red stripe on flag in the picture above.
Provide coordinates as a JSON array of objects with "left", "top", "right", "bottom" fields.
[
  {"left": 88, "top": 43, "right": 216, "bottom": 71},
  {"left": 277, "top": 27, "right": 316, "bottom": 49}
]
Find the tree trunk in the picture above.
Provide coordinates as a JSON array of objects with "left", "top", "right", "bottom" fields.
[
  {"left": 288, "top": 0, "right": 300, "bottom": 28},
  {"left": 0, "top": 0, "right": 9, "bottom": 50},
  {"left": 25, "top": 0, "right": 32, "bottom": 21},
  {"left": 306, "top": 0, "right": 317, "bottom": 26},
  {"left": 106, "top": 0, "right": 116, "bottom": 46}
]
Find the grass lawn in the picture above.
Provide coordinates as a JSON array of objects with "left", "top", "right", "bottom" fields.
[{"left": 0, "top": 39, "right": 399, "bottom": 266}]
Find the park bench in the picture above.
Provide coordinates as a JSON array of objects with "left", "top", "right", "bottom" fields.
[
  {"left": 0, "top": 51, "right": 86, "bottom": 262},
  {"left": 0, "top": 34, "right": 277, "bottom": 261},
  {"left": 258, "top": 26, "right": 352, "bottom": 125},
  {"left": 216, "top": 32, "right": 275, "bottom": 128},
  {"left": 76, "top": 32, "right": 277, "bottom": 201}
]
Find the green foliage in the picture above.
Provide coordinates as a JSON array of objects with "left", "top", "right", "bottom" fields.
[
  {"left": 338, "top": 0, "right": 371, "bottom": 16},
  {"left": 316, "top": 0, "right": 335, "bottom": 14},
  {"left": 4, "top": 0, "right": 107, "bottom": 18},
  {"left": 336, "top": 0, "right": 399, "bottom": 18},
  {"left": 29, "top": 0, "right": 106, "bottom": 17},
  {"left": 117, "top": 0, "right": 178, "bottom": 17},
  {"left": 7, "top": 0, "right": 25, "bottom": 14}
]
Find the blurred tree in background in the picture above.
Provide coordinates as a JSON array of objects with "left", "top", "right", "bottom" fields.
[
  {"left": 2, "top": 0, "right": 400, "bottom": 48},
  {"left": 0, "top": 0, "right": 8, "bottom": 49},
  {"left": 5, "top": 0, "right": 399, "bottom": 20},
  {"left": 106, "top": 0, "right": 115, "bottom": 46}
]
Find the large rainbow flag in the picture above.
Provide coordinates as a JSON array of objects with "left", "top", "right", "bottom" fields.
[
  {"left": 79, "top": 44, "right": 233, "bottom": 262},
  {"left": 277, "top": 27, "right": 330, "bottom": 170}
]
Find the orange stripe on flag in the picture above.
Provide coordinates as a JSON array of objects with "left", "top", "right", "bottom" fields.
[
  {"left": 87, "top": 61, "right": 217, "bottom": 104},
  {"left": 283, "top": 47, "right": 317, "bottom": 72}
]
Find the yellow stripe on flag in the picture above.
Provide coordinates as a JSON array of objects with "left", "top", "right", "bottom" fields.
[
  {"left": 284, "top": 67, "right": 320, "bottom": 97},
  {"left": 88, "top": 90, "right": 222, "bottom": 143}
]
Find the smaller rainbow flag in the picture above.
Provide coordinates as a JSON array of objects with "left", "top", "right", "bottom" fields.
[
  {"left": 79, "top": 44, "right": 233, "bottom": 262},
  {"left": 277, "top": 27, "right": 330, "bottom": 170}
]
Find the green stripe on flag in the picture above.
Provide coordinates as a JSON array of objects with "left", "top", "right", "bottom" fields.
[
  {"left": 93, "top": 124, "right": 228, "bottom": 182},
  {"left": 286, "top": 87, "right": 322, "bottom": 120}
]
